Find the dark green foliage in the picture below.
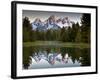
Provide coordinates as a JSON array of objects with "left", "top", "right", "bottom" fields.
[
  {"left": 60, "top": 27, "right": 68, "bottom": 42},
  {"left": 23, "top": 47, "right": 33, "bottom": 69},
  {"left": 81, "top": 14, "right": 91, "bottom": 43},
  {"left": 75, "top": 29, "right": 81, "bottom": 42},
  {"left": 71, "top": 22, "right": 80, "bottom": 42},
  {"left": 23, "top": 17, "right": 33, "bottom": 42},
  {"left": 81, "top": 14, "right": 91, "bottom": 27},
  {"left": 31, "top": 30, "right": 37, "bottom": 41},
  {"left": 80, "top": 48, "right": 91, "bottom": 66}
]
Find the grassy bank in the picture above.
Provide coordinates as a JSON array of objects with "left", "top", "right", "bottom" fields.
[{"left": 23, "top": 41, "right": 90, "bottom": 48}]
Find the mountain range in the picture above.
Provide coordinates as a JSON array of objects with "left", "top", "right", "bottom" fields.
[{"left": 31, "top": 15, "right": 74, "bottom": 31}]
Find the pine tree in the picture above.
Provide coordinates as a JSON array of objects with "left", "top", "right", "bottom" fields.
[
  {"left": 60, "top": 27, "right": 68, "bottom": 42},
  {"left": 23, "top": 17, "right": 33, "bottom": 42},
  {"left": 75, "top": 29, "right": 81, "bottom": 42},
  {"left": 81, "top": 14, "right": 91, "bottom": 43}
]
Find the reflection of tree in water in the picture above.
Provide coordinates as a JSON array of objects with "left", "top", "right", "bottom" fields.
[
  {"left": 23, "top": 47, "right": 32, "bottom": 69},
  {"left": 65, "top": 48, "right": 90, "bottom": 66},
  {"left": 60, "top": 47, "right": 67, "bottom": 58},
  {"left": 60, "top": 47, "right": 80, "bottom": 63},
  {"left": 23, "top": 46, "right": 90, "bottom": 69},
  {"left": 80, "top": 48, "right": 91, "bottom": 66},
  {"left": 67, "top": 48, "right": 82, "bottom": 64}
]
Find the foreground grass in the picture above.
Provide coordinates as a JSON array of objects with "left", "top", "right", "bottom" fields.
[{"left": 23, "top": 41, "right": 90, "bottom": 48}]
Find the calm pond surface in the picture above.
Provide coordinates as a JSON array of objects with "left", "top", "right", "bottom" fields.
[{"left": 23, "top": 46, "right": 90, "bottom": 69}]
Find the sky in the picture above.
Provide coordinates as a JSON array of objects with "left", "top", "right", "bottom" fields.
[{"left": 23, "top": 10, "right": 83, "bottom": 24}]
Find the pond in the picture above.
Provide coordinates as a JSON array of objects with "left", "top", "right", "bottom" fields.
[{"left": 23, "top": 46, "right": 90, "bottom": 69}]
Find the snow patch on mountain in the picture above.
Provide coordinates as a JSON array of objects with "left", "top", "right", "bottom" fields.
[{"left": 31, "top": 15, "right": 74, "bottom": 30}]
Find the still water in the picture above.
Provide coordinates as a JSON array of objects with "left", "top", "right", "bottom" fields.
[{"left": 23, "top": 46, "right": 90, "bottom": 69}]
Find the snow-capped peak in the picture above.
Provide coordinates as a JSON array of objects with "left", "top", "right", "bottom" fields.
[{"left": 32, "top": 15, "right": 74, "bottom": 30}]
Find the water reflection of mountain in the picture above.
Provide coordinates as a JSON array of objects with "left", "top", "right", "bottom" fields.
[
  {"left": 31, "top": 52, "right": 69, "bottom": 65},
  {"left": 23, "top": 46, "right": 90, "bottom": 69}
]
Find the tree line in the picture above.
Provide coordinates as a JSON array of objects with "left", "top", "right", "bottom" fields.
[{"left": 23, "top": 13, "right": 90, "bottom": 43}]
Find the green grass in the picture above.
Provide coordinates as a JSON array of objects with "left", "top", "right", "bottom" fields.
[{"left": 23, "top": 41, "right": 90, "bottom": 48}]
